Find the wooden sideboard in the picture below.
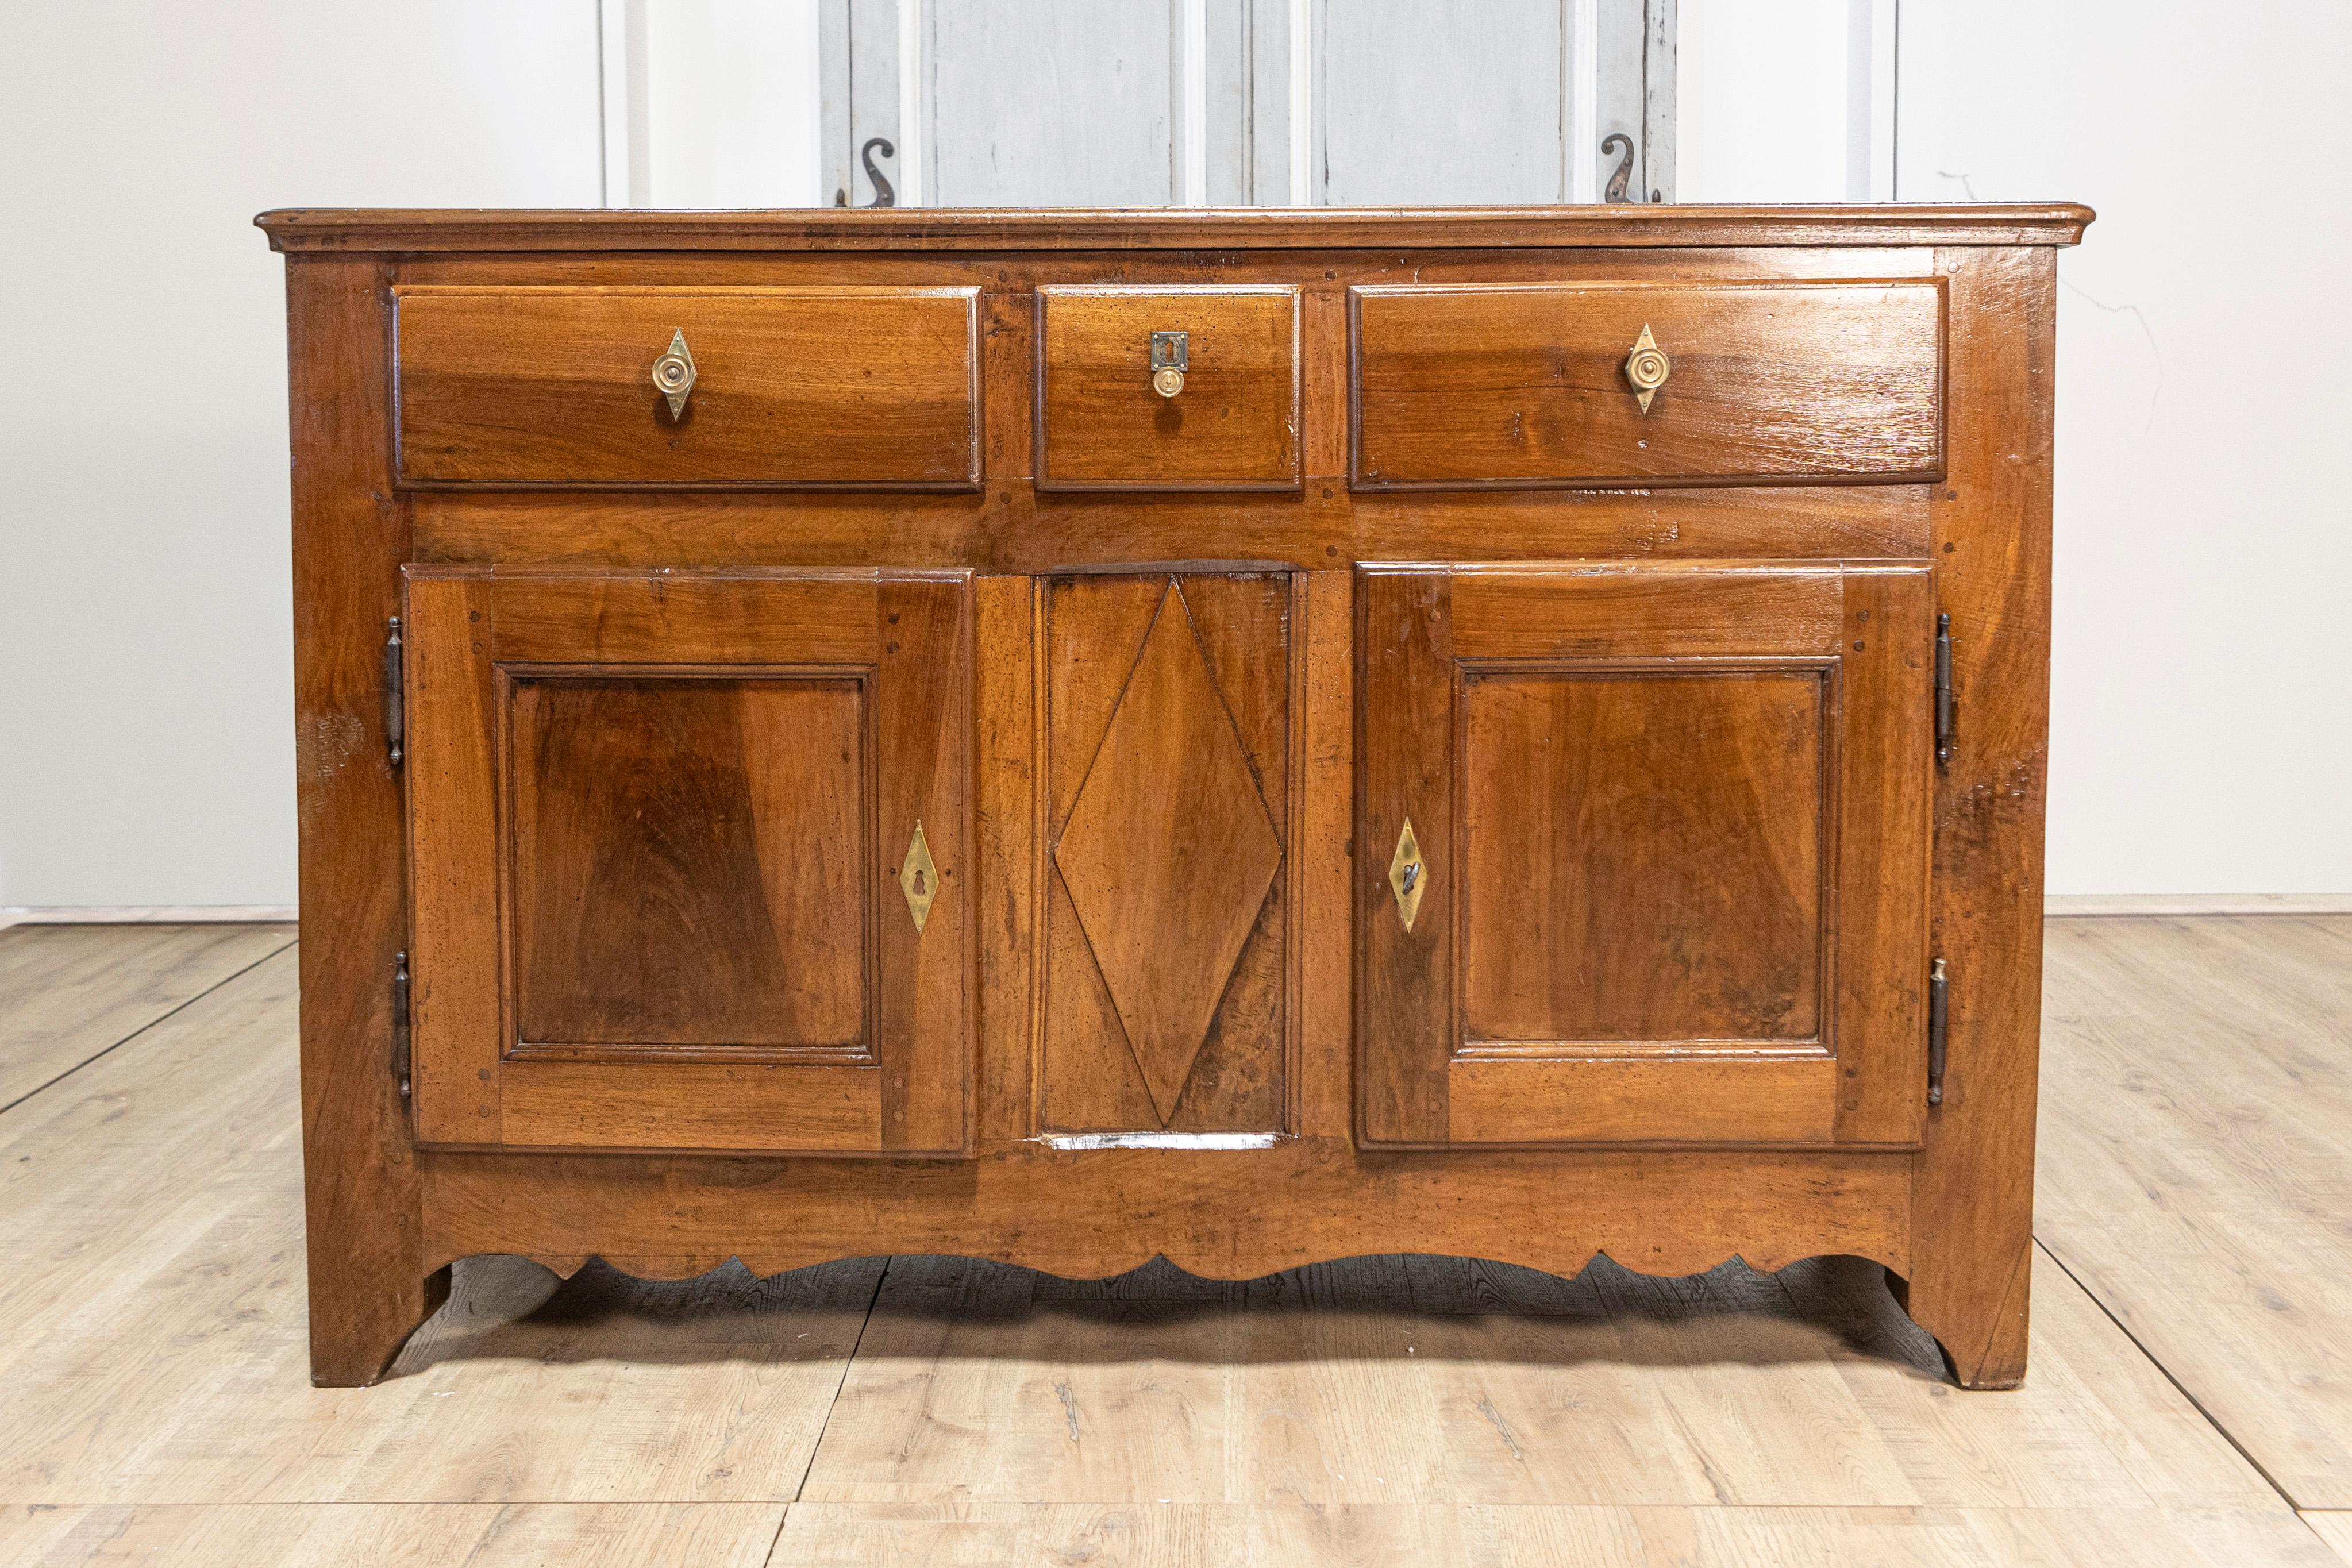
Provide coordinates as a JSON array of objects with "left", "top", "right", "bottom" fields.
[{"left": 257, "top": 203, "right": 2091, "bottom": 1389}]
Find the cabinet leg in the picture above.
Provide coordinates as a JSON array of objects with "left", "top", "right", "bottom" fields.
[
  {"left": 308, "top": 1257, "right": 449, "bottom": 1387},
  {"left": 1886, "top": 1249, "right": 2032, "bottom": 1390}
]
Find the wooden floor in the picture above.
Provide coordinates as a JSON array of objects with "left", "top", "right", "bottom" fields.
[{"left": 2, "top": 917, "right": 2349, "bottom": 1566}]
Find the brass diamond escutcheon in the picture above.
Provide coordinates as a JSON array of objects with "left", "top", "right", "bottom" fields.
[
  {"left": 1054, "top": 584, "right": 1282, "bottom": 1124},
  {"left": 652, "top": 328, "right": 697, "bottom": 418},
  {"left": 898, "top": 820, "right": 939, "bottom": 934},
  {"left": 1623, "top": 322, "right": 1670, "bottom": 414},
  {"left": 1388, "top": 818, "right": 1426, "bottom": 933}
]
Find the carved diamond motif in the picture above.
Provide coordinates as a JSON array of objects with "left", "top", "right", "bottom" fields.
[{"left": 1055, "top": 584, "right": 1282, "bottom": 1124}]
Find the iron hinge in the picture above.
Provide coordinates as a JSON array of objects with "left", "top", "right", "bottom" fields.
[
  {"left": 1927, "top": 956, "right": 1949, "bottom": 1107},
  {"left": 391, "top": 949, "right": 412, "bottom": 1101},
  {"left": 1933, "top": 612, "right": 1954, "bottom": 765},
  {"left": 383, "top": 615, "right": 405, "bottom": 769}
]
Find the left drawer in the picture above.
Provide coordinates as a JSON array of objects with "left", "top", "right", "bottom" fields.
[{"left": 392, "top": 286, "right": 982, "bottom": 488}]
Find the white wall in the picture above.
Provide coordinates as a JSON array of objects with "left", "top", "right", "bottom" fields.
[
  {"left": 1900, "top": 0, "right": 2352, "bottom": 895},
  {"left": 0, "top": 3, "right": 602, "bottom": 908},
  {"left": 5, "top": 2, "right": 2345, "bottom": 905}
]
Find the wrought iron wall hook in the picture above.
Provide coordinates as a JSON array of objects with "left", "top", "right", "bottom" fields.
[
  {"left": 1602, "top": 133, "right": 1636, "bottom": 203},
  {"left": 860, "top": 137, "right": 897, "bottom": 207}
]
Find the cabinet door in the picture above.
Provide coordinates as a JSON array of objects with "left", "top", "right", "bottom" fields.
[
  {"left": 1358, "top": 563, "right": 1933, "bottom": 1149},
  {"left": 403, "top": 568, "right": 973, "bottom": 1154}
]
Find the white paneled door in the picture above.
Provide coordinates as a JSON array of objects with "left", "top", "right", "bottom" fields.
[{"left": 819, "top": 0, "right": 1674, "bottom": 207}]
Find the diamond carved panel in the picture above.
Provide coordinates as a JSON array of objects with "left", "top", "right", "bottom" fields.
[{"left": 1054, "top": 583, "right": 1283, "bottom": 1123}]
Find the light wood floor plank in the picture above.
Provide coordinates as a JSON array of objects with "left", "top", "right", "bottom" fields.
[
  {"left": 799, "top": 1246, "right": 2276, "bottom": 1509},
  {"left": 0, "top": 922, "right": 292, "bottom": 1109},
  {"left": 0, "top": 1502, "right": 782, "bottom": 1567},
  {"left": 0, "top": 946, "right": 882, "bottom": 1507},
  {"left": 2038, "top": 915, "right": 2352, "bottom": 1508},
  {"left": 6, "top": 917, "right": 2349, "bottom": 1565},
  {"left": 2303, "top": 1511, "right": 2352, "bottom": 1564},
  {"left": 771, "top": 1502, "right": 2340, "bottom": 1566}
]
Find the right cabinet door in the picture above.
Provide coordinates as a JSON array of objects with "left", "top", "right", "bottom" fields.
[{"left": 1358, "top": 562, "right": 1934, "bottom": 1150}]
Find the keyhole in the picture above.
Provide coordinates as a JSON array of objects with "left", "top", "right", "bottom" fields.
[
  {"left": 912, "top": 869, "right": 927, "bottom": 896},
  {"left": 1400, "top": 863, "right": 1420, "bottom": 895}
]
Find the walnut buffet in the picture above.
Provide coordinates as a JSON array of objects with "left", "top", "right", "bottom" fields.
[{"left": 257, "top": 203, "right": 2091, "bottom": 1389}]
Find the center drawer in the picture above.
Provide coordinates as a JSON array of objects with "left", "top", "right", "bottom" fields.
[
  {"left": 392, "top": 285, "right": 981, "bottom": 488},
  {"left": 1350, "top": 279, "right": 1945, "bottom": 490},
  {"left": 1036, "top": 285, "right": 1302, "bottom": 491}
]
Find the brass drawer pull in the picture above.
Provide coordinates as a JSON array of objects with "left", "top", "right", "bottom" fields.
[
  {"left": 1623, "top": 323, "right": 1670, "bottom": 413},
  {"left": 652, "top": 329, "right": 697, "bottom": 418},
  {"left": 1150, "top": 330, "right": 1188, "bottom": 397}
]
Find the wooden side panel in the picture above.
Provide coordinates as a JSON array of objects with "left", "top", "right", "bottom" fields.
[
  {"left": 1902, "top": 246, "right": 2060, "bottom": 1388},
  {"left": 1352, "top": 280, "right": 1945, "bottom": 488},
  {"left": 394, "top": 286, "right": 981, "bottom": 488},
  {"left": 1036, "top": 286, "right": 1302, "bottom": 490},
  {"left": 288, "top": 256, "right": 436, "bottom": 1387}
]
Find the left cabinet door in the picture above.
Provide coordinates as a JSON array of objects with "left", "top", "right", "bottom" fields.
[{"left": 402, "top": 568, "right": 974, "bottom": 1155}]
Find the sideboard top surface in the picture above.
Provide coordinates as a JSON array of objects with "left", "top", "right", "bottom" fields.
[{"left": 255, "top": 203, "right": 2095, "bottom": 255}]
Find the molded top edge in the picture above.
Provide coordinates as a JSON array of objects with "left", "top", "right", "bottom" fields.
[{"left": 255, "top": 203, "right": 2094, "bottom": 254}]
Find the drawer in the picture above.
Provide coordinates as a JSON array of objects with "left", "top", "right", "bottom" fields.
[
  {"left": 1350, "top": 280, "right": 1944, "bottom": 490},
  {"left": 1036, "top": 286, "right": 1300, "bottom": 491},
  {"left": 392, "top": 286, "right": 980, "bottom": 488}
]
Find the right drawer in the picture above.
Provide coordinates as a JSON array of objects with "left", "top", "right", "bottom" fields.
[{"left": 1349, "top": 280, "right": 1945, "bottom": 490}]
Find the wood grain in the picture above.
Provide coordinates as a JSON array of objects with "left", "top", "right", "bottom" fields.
[
  {"left": 284, "top": 255, "right": 430, "bottom": 1388},
  {"left": 1036, "top": 286, "right": 1301, "bottom": 491},
  {"left": 419, "top": 1142, "right": 1914, "bottom": 1283},
  {"left": 0, "top": 923, "right": 292, "bottom": 1109},
  {"left": 272, "top": 210, "right": 2082, "bottom": 1385},
  {"left": 794, "top": 1247, "right": 2273, "bottom": 1516},
  {"left": 394, "top": 286, "right": 980, "bottom": 488},
  {"left": 12, "top": 920, "right": 2343, "bottom": 1568},
  {"left": 1357, "top": 563, "right": 1932, "bottom": 1149},
  {"left": 1897, "top": 245, "right": 2058, "bottom": 1389},
  {"left": 2038, "top": 915, "right": 2352, "bottom": 1508},
  {"left": 1351, "top": 280, "right": 1944, "bottom": 488},
  {"left": 256, "top": 202, "right": 2098, "bottom": 252},
  {"left": 0, "top": 1505, "right": 786, "bottom": 1567},
  {"left": 1042, "top": 573, "right": 1292, "bottom": 1132},
  {"left": 403, "top": 568, "right": 975, "bottom": 1155},
  {"left": 510, "top": 675, "right": 871, "bottom": 1052}
]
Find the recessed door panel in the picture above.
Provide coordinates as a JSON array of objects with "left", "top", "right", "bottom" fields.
[
  {"left": 1358, "top": 561, "right": 1933, "bottom": 1149},
  {"left": 403, "top": 567, "right": 974, "bottom": 1154}
]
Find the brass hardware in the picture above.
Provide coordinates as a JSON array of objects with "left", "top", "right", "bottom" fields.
[
  {"left": 1602, "top": 132, "right": 1635, "bottom": 202},
  {"left": 1150, "top": 330, "right": 1188, "bottom": 397},
  {"left": 651, "top": 329, "right": 697, "bottom": 418},
  {"left": 1388, "top": 818, "right": 1426, "bottom": 933},
  {"left": 898, "top": 820, "right": 940, "bottom": 933},
  {"left": 1623, "top": 323, "right": 1670, "bottom": 413}
]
